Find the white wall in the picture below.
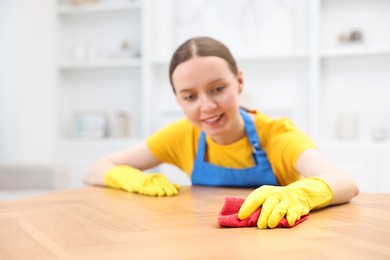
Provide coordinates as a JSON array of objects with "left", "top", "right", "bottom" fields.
[
  {"left": 0, "top": 0, "right": 57, "bottom": 163},
  {"left": 0, "top": 0, "right": 18, "bottom": 162}
]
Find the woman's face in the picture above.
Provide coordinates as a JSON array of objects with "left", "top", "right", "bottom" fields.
[{"left": 172, "top": 56, "right": 244, "bottom": 144}]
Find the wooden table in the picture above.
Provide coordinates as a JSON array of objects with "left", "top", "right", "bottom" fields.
[{"left": 0, "top": 186, "right": 389, "bottom": 259}]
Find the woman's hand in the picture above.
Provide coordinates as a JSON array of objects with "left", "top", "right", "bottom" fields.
[
  {"left": 104, "top": 165, "right": 180, "bottom": 196},
  {"left": 238, "top": 177, "right": 333, "bottom": 228}
]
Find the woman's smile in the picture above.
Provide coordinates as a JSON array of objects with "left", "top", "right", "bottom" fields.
[{"left": 202, "top": 113, "right": 224, "bottom": 126}]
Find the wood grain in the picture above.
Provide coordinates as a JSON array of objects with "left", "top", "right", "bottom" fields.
[{"left": 0, "top": 186, "right": 389, "bottom": 259}]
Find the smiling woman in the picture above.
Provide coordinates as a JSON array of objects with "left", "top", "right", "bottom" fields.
[{"left": 84, "top": 36, "right": 359, "bottom": 229}]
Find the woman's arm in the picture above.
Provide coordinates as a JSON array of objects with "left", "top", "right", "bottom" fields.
[
  {"left": 296, "top": 148, "right": 359, "bottom": 205},
  {"left": 83, "top": 141, "right": 161, "bottom": 186}
]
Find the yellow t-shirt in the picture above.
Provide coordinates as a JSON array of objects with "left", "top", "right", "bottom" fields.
[{"left": 146, "top": 110, "right": 316, "bottom": 186}]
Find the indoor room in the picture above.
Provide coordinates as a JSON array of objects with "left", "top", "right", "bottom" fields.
[
  {"left": 1, "top": 0, "right": 389, "bottom": 196},
  {"left": 0, "top": 0, "right": 389, "bottom": 258}
]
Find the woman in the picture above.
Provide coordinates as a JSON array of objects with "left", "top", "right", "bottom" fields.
[{"left": 84, "top": 36, "right": 359, "bottom": 229}]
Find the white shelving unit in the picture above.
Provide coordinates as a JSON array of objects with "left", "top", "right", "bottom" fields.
[
  {"left": 55, "top": 0, "right": 145, "bottom": 187},
  {"left": 314, "top": 0, "right": 390, "bottom": 192},
  {"left": 55, "top": 0, "right": 390, "bottom": 191}
]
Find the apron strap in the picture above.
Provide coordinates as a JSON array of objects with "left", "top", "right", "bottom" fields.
[
  {"left": 239, "top": 109, "right": 263, "bottom": 165},
  {"left": 195, "top": 131, "right": 207, "bottom": 164}
]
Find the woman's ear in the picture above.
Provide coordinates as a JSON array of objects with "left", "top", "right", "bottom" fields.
[{"left": 237, "top": 69, "right": 244, "bottom": 94}]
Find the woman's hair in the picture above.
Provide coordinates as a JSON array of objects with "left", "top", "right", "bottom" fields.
[{"left": 169, "top": 36, "right": 238, "bottom": 93}]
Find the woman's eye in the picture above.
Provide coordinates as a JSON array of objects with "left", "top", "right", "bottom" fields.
[
  {"left": 213, "top": 86, "right": 225, "bottom": 93},
  {"left": 184, "top": 94, "right": 195, "bottom": 101}
]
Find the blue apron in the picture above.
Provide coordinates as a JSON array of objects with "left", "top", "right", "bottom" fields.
[{"left": 191, "top": 109, "right": 278, "bottom": 187}]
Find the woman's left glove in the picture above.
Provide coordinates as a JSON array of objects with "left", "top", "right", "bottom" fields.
[
  {"left": 103, "top": 165, "right": 180, "bottom": 196},
  {"left": 238, "top": 177, "right": 333, "bottom": 229}
]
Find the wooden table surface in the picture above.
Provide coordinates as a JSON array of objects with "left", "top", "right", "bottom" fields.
[{"left": 0, "top": 186, "right": 389, "bottom": 260}]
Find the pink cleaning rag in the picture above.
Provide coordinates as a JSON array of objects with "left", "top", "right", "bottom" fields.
[{"left": 218, "top": 196, "right": 309, "bottom": 228}]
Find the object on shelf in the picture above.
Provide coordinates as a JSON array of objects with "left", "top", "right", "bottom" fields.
[
  {"left": 350, "top": 30, "right": 363, "bottom": 42},
  {"left": 109, "top": 39, "right": 141, "bottom": 59},
  {"left": 73, "top": 42, "right": 103, "bottom": 61},
  {"left": 114, "top": 112, "right": 131, "bottom": 138},
  {"left": 69, "top": 112, "right": 108, "bottom": 138},
  {"left": 73, "top": 42, "right": 87, "bottom": 61},
  {"left": 336, "top": 111, "right": 359, "bottom": 140},
  {"left": 338, "top": 29, "right": 364, "bottom": 45},
  {"left": 87, "top": 46, "right": 102, "bottom": 61}
]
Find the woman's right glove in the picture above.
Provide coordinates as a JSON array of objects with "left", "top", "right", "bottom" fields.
[
  {"left": 103, "top": 165, "right": 180, "bottom": 196},
  {"left": 238, "top": 177, "right": 333, "bottom": 228}
]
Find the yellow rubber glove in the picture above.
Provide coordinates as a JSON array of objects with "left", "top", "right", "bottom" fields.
[
  {"left": 103, "top": 165, "right": 180, "bottom": 196},
  {"left": 238, "top": 177, "right": 333, "bottom": 229}
]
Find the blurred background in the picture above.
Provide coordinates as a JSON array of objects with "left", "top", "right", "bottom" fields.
[{"left": 0, "top": 0, "right": 389, "bottom": 199}]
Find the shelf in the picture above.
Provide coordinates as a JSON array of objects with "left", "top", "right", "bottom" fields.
[
  {"left": 320, "top": 46, "right": 390, "bottom": 58},
  {"left": 57, "top": 1, "right": 141, "bottom": 14},
  {"left": 58, "top": 58, "right": 141, "bottom": 69}
]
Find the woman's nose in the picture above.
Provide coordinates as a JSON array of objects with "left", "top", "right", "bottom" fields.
[{"left": 199, "top": 94, "right": 217, "bottom": 112}]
